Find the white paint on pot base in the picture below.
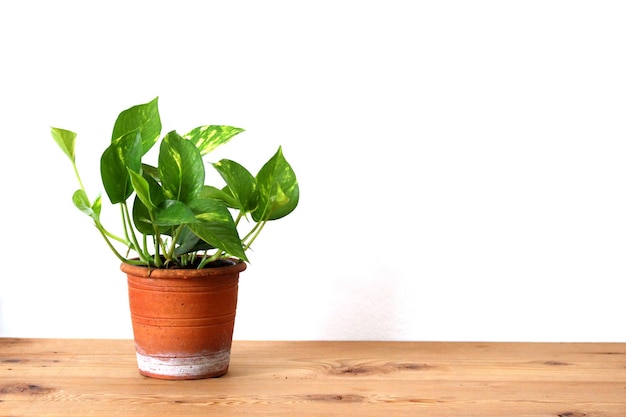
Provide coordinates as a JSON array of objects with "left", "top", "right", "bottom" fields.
[{"left": 136, "top": 350, "right": 231, "bottom": 380}]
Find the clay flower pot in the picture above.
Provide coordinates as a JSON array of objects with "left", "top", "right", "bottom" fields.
[{"left": 121, "top": 259, "right": 247, "bottom": 380}]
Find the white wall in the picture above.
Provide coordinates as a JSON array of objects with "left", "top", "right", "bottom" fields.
[{"left": 1, "top": 1, "right": 624, "bottom": 342}]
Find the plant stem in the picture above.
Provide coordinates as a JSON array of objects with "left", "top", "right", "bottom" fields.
[
  {"left": 94, "top": 222, "right": 132, "bottom": 264},
  {"left": 72, "top": 161, "right": 87, "bottom": 197},
  {"left": 243, "top": 219, "right": 268, "bottom": 251},
  {"left": 165, "top": 226, "right": 184, "bottom": 261},
  {"left": 100, "top": 227, "right": 130, "bottom": 246},
  {"left": 197, "top": 250, "right": 224, "bottom": 269},
  {"left": 120, "top": 203, "right": 150, "bottom": 264},
  {"left": 70, "top": 158, "right": 147, "bottom": 264}
]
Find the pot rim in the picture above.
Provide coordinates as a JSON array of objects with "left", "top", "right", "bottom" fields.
[{"left": 120, "top": 257, "right": 247, "bottom": 279}]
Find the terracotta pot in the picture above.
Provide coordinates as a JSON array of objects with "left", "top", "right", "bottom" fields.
[{"left": 121, "top": 259, "right": 247, "bottom": 380}]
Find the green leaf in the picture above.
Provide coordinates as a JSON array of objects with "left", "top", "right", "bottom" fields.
[
  {"left": 100, "top": 130, "right": 142, "bottom": 204},
  {"left": 134, "top": 199, "right": 200, "bottom": 236},
  {"left": 253, "top": 146, "right": 299, "bottom": 221},
  {"left": 92, "top": 195, "right": 102, "bottom": 218},
  {"left": 212, "top": 159, "right": 258, "bottom": 213},
  {"left": 128, "top": 169, "right": 154, "bottom": 210},
  {"left": 112, "top": 97, "right": 161, "bottom": 155},
  {"left": 200, "top": 185, "right": 239, "bottom": 208},
  {"left": 154, "top": 200, "right": 199, "bottom": 227},
  {"left": 72, "top": 189, "right": 91, "bottom": 214},
  {"left": 132, "top": 173, "right": 166, "bottom": 235},
  {"left": 158, "top": 131, "right": 204, "bottom": 203},
  {"left": 185, "top": 125, "right": 245, "bottom": 156},
  {"left": 187, "top": 198, "right": 248, "bottom": 261},
  {"left": 132, "top": 196, "right": 153, "bottom": 235},
  {"left": 50, "top": 127, "right": 77, "bottom": 163},
  {"left": 174, "top": 226, "right": 214, "bottom": 256},
  {"left": 72, "top": 190, "right": 100, "bottom": 221},
  {"left": 141, "top": 163, "right": 160, "bottom": 182}
]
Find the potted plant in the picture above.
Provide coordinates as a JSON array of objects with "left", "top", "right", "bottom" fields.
[{"left": 50, "top": 97, "right": 299, "bottom": 379}]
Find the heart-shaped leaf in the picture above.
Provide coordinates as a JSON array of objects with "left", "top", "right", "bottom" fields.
[
  {"left": 253, "top": 146, "right": 299, "bottom": 221},
  {"left": 159, "top": 131, "right": 205, "bottom": 203},
  {"left": 112, "top": 97, "right": 161, "bottom": 155},
  {"left": 212, "top": 159, "right": 258, "bottom": 213},
  {"left": 187, "top": 198, "right": 247, "bottom": 261},
  {"left": 100, "top": 130, "right": 142, "bottom": 204},
  {"left": 185, "top": 125, "right": 244, "bottom": 156},
  {"left": 50, "top": 127, "right": 77, "bottom": 163}
]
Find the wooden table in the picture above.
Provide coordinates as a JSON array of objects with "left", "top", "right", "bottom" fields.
[{"left": 1, "top": 338, "right": 625, "bottom": 416}]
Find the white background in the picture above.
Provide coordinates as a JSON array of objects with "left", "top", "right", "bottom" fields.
[{"left": 0, "top": 1, "right": 624, "bottom": 342}]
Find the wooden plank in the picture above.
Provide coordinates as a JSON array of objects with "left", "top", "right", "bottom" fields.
[{"left": 1, "top": 338, "right": 625, "bottom": 416}]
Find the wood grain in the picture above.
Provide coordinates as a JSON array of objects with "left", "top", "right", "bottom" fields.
[{"left": 1, "top": 338, "right": 624, "bottom": 416}]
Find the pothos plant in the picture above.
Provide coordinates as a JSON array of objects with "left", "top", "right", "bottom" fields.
[{"left": 51, "top": 97, "right": 299, "bottom": 269}]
